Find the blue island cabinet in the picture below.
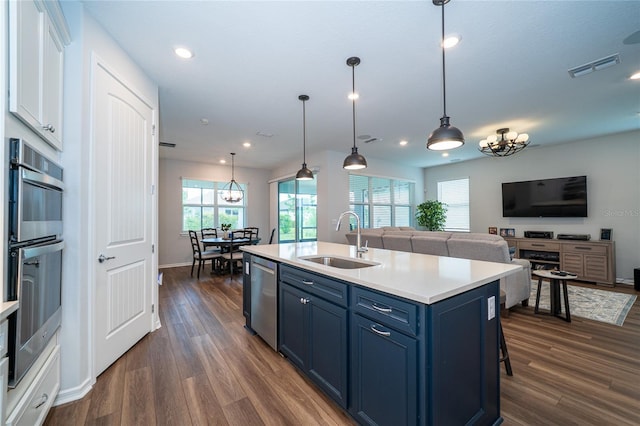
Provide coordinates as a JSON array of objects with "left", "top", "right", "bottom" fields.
[{"left": 275, "top": 264, "right": 501, "bottom": 426}]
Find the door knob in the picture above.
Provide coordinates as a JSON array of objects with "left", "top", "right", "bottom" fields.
[{"left": 98, "top": 254, "right": 115, "bottom": 263}]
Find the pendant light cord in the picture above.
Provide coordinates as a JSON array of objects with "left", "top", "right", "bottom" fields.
[
  {"left": 231, "top": 153, "right": 235, "bottom": 181},
  {"left": 302, "top": 99, "right": 307, "bottom": 162},
  {"left": 352, "top": 63, "right": 357, "bottom": 149},
  {"left": 440, "top": 1, "right": 447, "bottom": 117}
]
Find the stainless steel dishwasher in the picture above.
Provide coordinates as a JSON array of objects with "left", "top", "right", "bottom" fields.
[{"left": 250, "top": 256, "right": 278, "bottom": 350}]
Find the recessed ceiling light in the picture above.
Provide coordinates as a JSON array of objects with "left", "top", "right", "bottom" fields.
[
  {"left": 399, "top": 140, "right": 408, "bottom": 146},
  {"left": 348, "top": 92, "right": 359, "bottom": 100},
  {"left": 442, "top": 152, "right": 449, "bottom": 157},
  {"left": 630, "top": 72, "right": 640, "bottom": 80},
  {"left": 220, "top": 159, "right": 226, "bottom": 164},
  {"left": 174, "top": 47, "right": 194, "bottom": 59},
  {"left": 200, "top": 118, "right": 209, "bottom": 125},
  {"left": 243, "top": 142, "right": 251, "bottom": 147},
  {"left": 442, "top": 35, "right": 460, "bottom": 49}
]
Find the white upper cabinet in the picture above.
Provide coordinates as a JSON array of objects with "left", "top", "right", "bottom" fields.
[{"left": 9, "top": 0, "right": 65, "bottom": 151}]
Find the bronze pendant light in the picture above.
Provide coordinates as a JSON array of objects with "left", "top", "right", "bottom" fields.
[
  {"left": 427, "top": 0, "right": 465, "bottom": 151},
  {"left": 296, "top": 94, "right": 314, "bottom": 180},
  {"left": 343, "top": 56, "right": 367, "bottom": 170},
  {"left": 220, "top": 152, "right": 244, "bottom": 203}
]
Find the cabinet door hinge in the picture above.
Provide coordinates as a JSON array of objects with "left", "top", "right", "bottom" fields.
[
  {"left": 152, "top": 124, "right": 156, "bottom": 136},
  {"left": 152, "top": 304, "right": 155, "bottom": 313},
  {"left": 152, "top": 244, "right": 155, "bottom": 253}
]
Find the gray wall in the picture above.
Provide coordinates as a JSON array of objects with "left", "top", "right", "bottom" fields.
[
  {"left": 424, "top": 130, "right": 640, "bottom": 282},
  {"left": 158, "top": 158, "right": 271, "bottom": 267}
]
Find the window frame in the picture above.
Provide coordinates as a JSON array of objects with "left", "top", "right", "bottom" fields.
[
  {"left": 349, "top": 174, "right": 415, "bottom": 229},
  {"left": 437, "top": 177, "right": 470, "bottom": 232},
  {"left": 181, "top": 178, "right": 247, "bottom": 232}
]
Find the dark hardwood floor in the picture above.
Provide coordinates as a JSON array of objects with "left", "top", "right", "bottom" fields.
[{"left": 45, "top": 266, "right": 640, "bottom": 425}]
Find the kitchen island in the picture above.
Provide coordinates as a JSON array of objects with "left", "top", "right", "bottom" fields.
[{"left": 241, "top": 242, "right": 520, "bottom": 426}]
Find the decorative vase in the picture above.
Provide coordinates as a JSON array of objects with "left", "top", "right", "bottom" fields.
[{"left": 223, "top": 231, "right": 229, "bottom": 239}]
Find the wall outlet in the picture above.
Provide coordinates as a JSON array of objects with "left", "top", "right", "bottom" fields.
[{"left": 488, "top": 296, "right": 496, "bottom": 320}]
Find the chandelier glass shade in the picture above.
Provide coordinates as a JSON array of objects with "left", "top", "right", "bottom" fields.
[
  {"left": 220, "top": 152, "right": 244, "bottom": 203},
  {"left": 296, "top": 94, "right": 314, "bottom": 180},
  {"left": 343, "top": 56, "right": 367, "bottom": 170},
  {"left": 478, "top": 128, "right": 530, "bottom": 157},
  {"left": 427, "top": 0, "right": 465, "bottom": 151}
]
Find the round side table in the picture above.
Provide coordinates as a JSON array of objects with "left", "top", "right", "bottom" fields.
[{"left": 532, "top": 270, "right": 576, "bottom": 322}]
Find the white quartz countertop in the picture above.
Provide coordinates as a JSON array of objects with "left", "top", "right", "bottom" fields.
[{"left": 242, "top": 242, "right": 521, "bottom": 304}]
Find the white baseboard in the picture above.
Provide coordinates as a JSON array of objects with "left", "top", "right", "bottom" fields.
[
  {"left": 616, "top": 278, "right": 634, "bottom": 286},
  {"left": 159, "top": 262, "right": 191, "bottom": 269},
  {"left": 54, "top": 376, "right": 93, "bottom": 406}
]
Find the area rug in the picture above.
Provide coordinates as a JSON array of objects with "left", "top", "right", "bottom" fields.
[{"left": 529, "top": 280, "right": 637, "bottom": 326}]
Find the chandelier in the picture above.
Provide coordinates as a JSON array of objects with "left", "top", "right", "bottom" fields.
[
  {"left": 220, "top": 152, "right": 244, "bottom": 203},
  {"left": 427, "top": 0, "right": 465, "bottom": 151},
  {"left": 478, "top": 128, "right": 530, "bottom": 157}
]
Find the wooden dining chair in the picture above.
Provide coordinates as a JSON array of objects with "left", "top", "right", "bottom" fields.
[
  {"left": 220, "top": 234, "right": 244, "bottom": 275},
  {"left": 201, "top": 227, "right": 219, "bottom": 251},
  {"left": 244, "top": 226, "right": 259, "bottom": 241},
  {"left": 189, "top": 230, "right": 222, "bottom": 279}
]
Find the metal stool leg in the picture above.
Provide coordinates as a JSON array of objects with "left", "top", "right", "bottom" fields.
[{"left": 499, "top": 320, "right": 513, "bottom": 376}]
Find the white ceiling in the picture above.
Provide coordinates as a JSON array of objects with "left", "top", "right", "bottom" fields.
[{"left": 78, "top": 0, "right": 640, "bottom": 170}]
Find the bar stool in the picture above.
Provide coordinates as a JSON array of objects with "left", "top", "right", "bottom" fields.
[{"left": 499, "top": 289, "right": 513, "bottom": 376}]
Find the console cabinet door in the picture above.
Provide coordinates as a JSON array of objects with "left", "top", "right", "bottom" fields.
[
  {"left": 279, "top": 283, "right": 308, "bottom": 370},
  {"left": 351, "top": 313, "right": 418, "bottom": 426}
]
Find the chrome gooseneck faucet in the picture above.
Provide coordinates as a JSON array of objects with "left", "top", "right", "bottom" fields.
[{"left": 336, "top": 211, "right": 368, "bottom": 255}]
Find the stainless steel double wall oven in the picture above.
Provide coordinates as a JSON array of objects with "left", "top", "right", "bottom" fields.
[{"left": 6, "top": 138, "right": 64, "bottom": 387}]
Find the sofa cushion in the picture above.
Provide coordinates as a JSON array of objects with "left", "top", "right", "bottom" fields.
[
  {"left": 411, "top": 235, "right": 450, "bottom": 256},
  {"left": 382, "top": 234, "right": 413, "bottom": 252},
  {"left": 447, "top": 239, "right": 511, "bottom": 263},
  {"left": 448, "top": 232, "right": 504, "bottom": 242}
]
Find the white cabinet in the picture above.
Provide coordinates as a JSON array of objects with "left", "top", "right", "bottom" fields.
[
  {"left": 9, "top": 0, "right": 65, "bottom": 150},
  {"left": 5, "top": 346, "right": 60, "bottom": 426}
]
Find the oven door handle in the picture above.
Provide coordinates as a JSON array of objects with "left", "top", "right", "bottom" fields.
[
  {"left": 22, "top": 168, "right": 65, "bottom": 192},
  {"left": 22, "top": 241, "right": 65, "bottom": 260}
]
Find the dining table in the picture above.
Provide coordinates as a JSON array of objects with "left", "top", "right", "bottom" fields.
[{"left": 201, "top": 236, "right": 261, "bottom": 274}]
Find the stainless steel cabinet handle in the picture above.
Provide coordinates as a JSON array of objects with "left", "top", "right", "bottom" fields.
[
  {"left": 98, "top": 254, "right": 115, "bottom": 263},
  {"left": 302, "top": 280, "right": 314, "bottom": 286},
  {"left": 372, "top": 303, "right": 392, "bottom": 313},
  {"left": 34, "top": 393, "right": 48, "bottom": 409},
  {"left": 299, "top": 298, "right": 310, "bottom": 304},
  {"left": 42, "top": 124, "right": 55, "bottom": 133},
  {"left": 370, "top": 325, "right": 391, "bottom": 337},
  {"left": 24, "top": 260, "right": 40, "bottom": 267}
]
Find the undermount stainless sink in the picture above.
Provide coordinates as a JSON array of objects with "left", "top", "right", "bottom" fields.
[{"left": 299, "top": 255, "right": 379, "bottom": 269}]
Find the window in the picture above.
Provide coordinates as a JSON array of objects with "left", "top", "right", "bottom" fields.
[
  {"left": 437, "top": 178, "right": 469, "bottom": 232},
  {"left": 182, "top": 178, "right": 246, "bottom": 231},
  {"left": 349, "top": 175, "right": 415, "bottom": 229}
]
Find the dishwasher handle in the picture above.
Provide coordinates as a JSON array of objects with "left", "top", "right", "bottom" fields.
[{"left": 252, "top": 262, "right": 275, "bottom": 275}]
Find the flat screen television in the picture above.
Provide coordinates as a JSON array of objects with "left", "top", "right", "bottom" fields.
[{"left": 502, "top": 176, "right": 587, "bottom": 217}]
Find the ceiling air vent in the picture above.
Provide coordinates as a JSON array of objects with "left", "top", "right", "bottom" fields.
[
  {"left": 159, "top": 142, "right": 176, "bottom": 148},
  {"left": 568, "top": 53, "right": 620, "bottom": 78}
]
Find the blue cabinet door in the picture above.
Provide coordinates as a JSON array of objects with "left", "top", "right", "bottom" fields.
[
  {"left": 351, "top": 313, "right": 418, "bottom": 426},
  {"left": 428, "top": 281, "right": 500, "bottom": 426},
  {"left": 308, "top": 295, "right": 348, "bottom": 408},
  {"left": 279, "top": 283, "right": 308, "bottom": 370},
  {"left": 279, "top": 282, "right": 349, "bottom": 409}
]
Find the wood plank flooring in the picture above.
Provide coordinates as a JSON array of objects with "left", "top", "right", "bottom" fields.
[{"left": 45, "top": 267, "right": 640, "bottom": 425}]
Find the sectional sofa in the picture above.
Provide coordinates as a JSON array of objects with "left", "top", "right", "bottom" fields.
[{"left": 344, "top": 227, "right": 531, "bottom": 309}]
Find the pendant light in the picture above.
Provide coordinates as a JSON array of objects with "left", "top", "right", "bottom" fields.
[
  {"left": 220, "top": 152, "right": 243, "bottom": 203},
  {"left": 427, "top": 0, "right": 465, "bottom": 151},
  {"left": 343, "top": 56, "right": 367, "bottom": 170},
  {"left": 296, "top": 95, "right": 314, "bottom": 180}
]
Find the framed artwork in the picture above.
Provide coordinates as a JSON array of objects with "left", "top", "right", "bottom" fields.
[
  {"left": 600, "top": 228, "right": 612, "bottom": 241},
  {"left": 488, "top": 227, "right": 497, "bottom": 235},
  {"left": 500, "top": 228, "right": 515, "bottom": 237}
]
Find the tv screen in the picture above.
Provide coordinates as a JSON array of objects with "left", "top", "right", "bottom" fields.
[{"left": 502, "top": 176, "right": 587, "bottom": 217}]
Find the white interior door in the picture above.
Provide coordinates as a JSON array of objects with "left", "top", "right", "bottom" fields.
[{"left": 93, "top": 60, "right": 154, "bottom": 376}]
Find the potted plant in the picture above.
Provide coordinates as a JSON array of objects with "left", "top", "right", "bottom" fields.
[
  {"left": 415, "top": 200, "right": 448, "bottom": 231},
  {"left": 221, "top": 223, "right": 232, "bottom": 238}
]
